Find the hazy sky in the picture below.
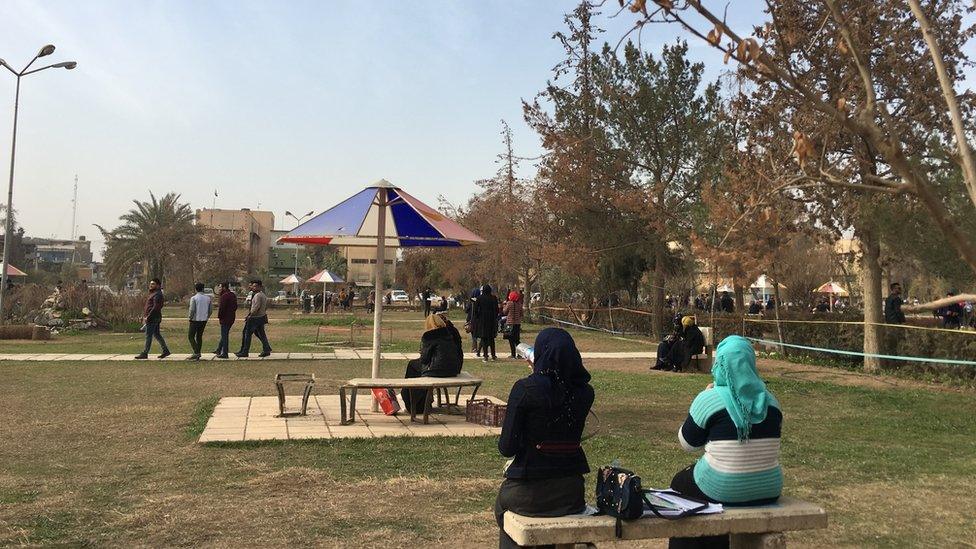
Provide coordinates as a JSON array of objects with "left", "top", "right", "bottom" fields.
[{"left": 0, "top": 1, "right": 768, "bottom": 259}]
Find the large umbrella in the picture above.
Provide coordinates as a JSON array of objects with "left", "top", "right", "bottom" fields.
[
  {"left": 277, "top": 179, "right": 485, "bottom": 388},
  {"left": 279, "top": 273, "right": 302, "bottom": 297},
  {"left": 307, "top": 269, "right": 345, "bottom": 313},
  {"left": 814, "top": 281, "right": 849, "bottom": 311},
  {"left": 1, "top": 263, "right": 27, "bottom": 277}
]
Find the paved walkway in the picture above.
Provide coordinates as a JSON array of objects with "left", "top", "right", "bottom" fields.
[
  {"left": 200, "top": 394, "right": 505, "bottom": 442},
  {"left": 0, "top": 351, "right": 655, "bottom": 362}
]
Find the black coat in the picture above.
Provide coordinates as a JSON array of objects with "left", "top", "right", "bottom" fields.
[
  {"left": 473, "top": 294, "right": 499, "bottom": 340},
  {"left": 683, "top": 325, "right": 705, "bottom": 356},
  {"left": 499, "top": 374, "right": 594, "bottom": 479},
  {"left": 419, "top": 324, "right": 463, "bottom": 377}
]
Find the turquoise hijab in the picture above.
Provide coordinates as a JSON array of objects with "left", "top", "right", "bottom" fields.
[{"left": 711, "top": 336, "right": 773, "bottom": 441}]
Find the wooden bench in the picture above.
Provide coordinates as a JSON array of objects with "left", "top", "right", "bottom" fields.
[
  {"left": 339, "top": 371, "right": 483, "bottom": 425},
  {"left": 504, "top": 496, "right": 826, "bottom": 548}
]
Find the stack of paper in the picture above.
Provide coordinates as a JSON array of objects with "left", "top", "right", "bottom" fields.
[{"left": 643, "top": 490, "right": 723, "bottom": 517}]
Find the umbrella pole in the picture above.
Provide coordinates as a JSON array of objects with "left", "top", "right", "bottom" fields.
[{"left": 370, "top": 188, "right": 387, "bottom": 411}]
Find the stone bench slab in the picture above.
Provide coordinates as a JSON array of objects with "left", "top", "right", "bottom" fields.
[
  {"left": 504, "top": 497, "right": 826, "bottom": 547},
  {"left": 344, "top": 371, "right": 481, "bottom": 388}
]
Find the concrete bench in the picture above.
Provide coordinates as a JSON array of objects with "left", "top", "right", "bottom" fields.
[
  {"left": 339, "top": 371, "right": 483, "bottom": 425},
  {"left": 503, "top": 496, "right": 826, "bottom": 548}
]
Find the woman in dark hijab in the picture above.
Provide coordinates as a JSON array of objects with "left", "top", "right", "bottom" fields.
[
  {"left": 494, "top": 328, "right": 595, "bottom": 549},
  {"left": 465, "top": 287, "right": 481, "bottom": 355},
  {"left": 474, "top": 284, "right": 500, "bottom": 362}
]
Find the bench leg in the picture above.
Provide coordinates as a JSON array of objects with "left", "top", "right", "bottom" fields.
[
  {"left": 731, "top": 532, "right": 786, "bottom": 549},
  {"left": 422, "top": 389, "right": 432, "bottom": 424},
  {"left": 468, "top": 383, "right": 481, "bottom": 403},
  {"left": 454, "top": 386, "right": 462, "bottom": 405},
  {"left": 348, "top": 388, "right": 358, "bottom": 424},
  {"left": 339, "top": 386, "right": 348, "bottom": 425}
]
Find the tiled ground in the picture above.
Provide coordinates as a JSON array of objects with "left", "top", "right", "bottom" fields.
[
  {"left": 198, "top": 394, "right": 507, "bottom": 443},
  {"left": 0, "top": 351, "right": 655, "bottom": 362}
]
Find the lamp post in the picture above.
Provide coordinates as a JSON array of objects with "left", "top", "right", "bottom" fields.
[
  {"left": 0, "top": 45, "right": 76, "bottom": 324},
  {"left": 284, "top": 210, "right": 314, "bottom": 275}
]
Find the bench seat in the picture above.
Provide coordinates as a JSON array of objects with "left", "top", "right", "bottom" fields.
[
  {"left": 504, "top": 496, "right": 826, "bottom": 548},
  {"left": 339, "top": 372, "right": 483, "bottom": 425}
]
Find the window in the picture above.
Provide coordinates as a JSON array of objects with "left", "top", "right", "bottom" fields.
[{"left": 351, "top": 258, "right": 369, "bottom": 264}]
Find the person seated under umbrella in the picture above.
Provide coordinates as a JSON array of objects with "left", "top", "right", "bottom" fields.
[{"left": 402, "top": 313, "right": 464, "bottom": 414}]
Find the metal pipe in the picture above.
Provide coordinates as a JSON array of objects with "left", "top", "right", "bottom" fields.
[{"left": 0, "top": 75, "right": 21, "bottom": 323}]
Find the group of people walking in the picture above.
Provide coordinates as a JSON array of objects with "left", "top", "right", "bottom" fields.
[
  {"left": 464, "top": 285, "right": 525, "bottom": 363},
  {"left": 135, "top": 278, "right": 273, "bottom": 360}
]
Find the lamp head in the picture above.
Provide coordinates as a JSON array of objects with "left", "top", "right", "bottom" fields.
[
  {"left": 285, "top": 210, "right": 294, "bottom": 217},
  {"left": 53, "top": 61, "right": 77, "bottom": 70},
  {"left": 38, "top": 45, "right": 56, "bottom": 57},
  {"left": 305, "top": 210, "right": 314, "bottom": 217}
]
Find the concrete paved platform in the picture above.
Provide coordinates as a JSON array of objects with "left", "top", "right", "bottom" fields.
[
  {"left": 0, "top": 351, "right": 655, "bottom": 362},
  {"left": 198, "top": 394, "right": 506, "bottom": 443}
]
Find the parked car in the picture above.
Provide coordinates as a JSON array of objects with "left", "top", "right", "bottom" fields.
[
  {"left": 390, "top": 290, "right": 410, "bottom": 303},
  {"left": 530, "top": 292, "right": 542, "bottom": 303}
]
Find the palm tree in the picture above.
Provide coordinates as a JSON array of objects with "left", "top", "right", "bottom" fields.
[{"left": 97, "top": 192, "right": 198, "bottom": 287}]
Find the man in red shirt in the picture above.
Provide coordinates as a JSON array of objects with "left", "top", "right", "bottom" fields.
[
  {"left": 213, "top": 282, "right": 238, "bottom": 359},
  {"left": 135, "top": 278, "right": 171, "bottom": 359}
]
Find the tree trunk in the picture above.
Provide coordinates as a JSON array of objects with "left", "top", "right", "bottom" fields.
[
  {"left": 860, "top": 227, "right": 884, "bottom": 373},
  {"left": 651, "top": 245, "right": 666, "bottom": 339},
  {"left": 733, "top": 279, "right": 745, "bottom": 312}
]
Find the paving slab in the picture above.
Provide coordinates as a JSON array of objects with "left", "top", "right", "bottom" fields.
[
  {"left": 198, "top": 394, "right": 507, "bottom": 443},
  {"left": 0, "top": 350, "right": 654, "bottom": 362}
]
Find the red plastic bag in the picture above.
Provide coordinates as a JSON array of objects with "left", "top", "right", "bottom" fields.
[{"left": 371, "top": 388, "right": 401, "bottom": 415}]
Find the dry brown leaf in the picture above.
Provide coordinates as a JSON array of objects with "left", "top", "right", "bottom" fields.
[
  {"left": 653, "top": 0, "right": 673, "bottom": 10},
  {"left": 736, "top": 40, "right": 749, "bottom": 62},
  {"left": 837, "top": 38, "right": 850, "bottom": 55},
  {"left": 747, "top": 39, "right": 761, "bottom": 61},
  {"left": 724, "top": 49, "right": 733, "bottom": 64},
  {"left": 789, "top": 131, "right": 814, "bottom": 168},
  {"left": 629, "top": 0, "right": 647, "bottom": 14},
  {"left": 837, "top": 97, "right": 848, "bottom": 112},
  {"left": 707, "top": 25, "right": 723, "bottom": 46}
]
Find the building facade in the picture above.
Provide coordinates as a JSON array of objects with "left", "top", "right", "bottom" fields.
[
  {"left": 195, "top": 208, "right": 275, "bottom": 273},
  {"left": 342, "top": 246, "right": 396, "bottom": 287}
]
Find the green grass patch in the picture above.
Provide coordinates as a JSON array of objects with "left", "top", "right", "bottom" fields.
[
  {"left": 285, "top": 315, "right": 372, "bottom": 327},
  {"left": 185, "top": 394, "right": 220, "bottom": 439}
]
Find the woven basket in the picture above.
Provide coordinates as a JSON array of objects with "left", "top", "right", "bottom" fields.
[{"left": 465, "top": 398, "right": 507, "bottom": 427}]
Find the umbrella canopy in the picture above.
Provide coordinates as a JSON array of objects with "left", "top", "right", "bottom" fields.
[
  {"left": 750, "top": 275, "right": 787, "bottom": 290},
  {"left": 277, "top": 179, "right": 485, "bottom": 248},
  {"left": 279, "top": 274, "right": 302, "bottom": 285},
  {"left": 716, "top": 284, "right": 735, "bottom": 293},
  {"left": 2, "top": 263, "right": 27, "bottom": 277},
  {"left": 814, "top": 281, "right": 849, "bottom": 296},
  {"left": 277, "top": 180, "right": 486, "bottom": 396},
  {"left": 307, "top": 269, "right": 344, "bottom": 284}
]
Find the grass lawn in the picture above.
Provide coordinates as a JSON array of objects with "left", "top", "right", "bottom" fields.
[
  {"left": 0, "top": 309, "right": 656, "bottom": 355},
  {"left": 0, "top": 346, "right": 973, "bottom": 547}
]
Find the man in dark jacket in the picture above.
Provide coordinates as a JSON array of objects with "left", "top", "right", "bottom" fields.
[
  {"left": 720, "top": 291, "right": 735, "bottom": 313},
  {"left": 135, "top": 278, "right": 170, "bottom": 359},
  {"left": 937, "top": 290, "right": 963, "bottom": 329},
  {"left": 884, "top": 282, "right": 906, "bottom": 324},
  {"left": 213, "top": 282, "right": 238, "bottom": 358}
]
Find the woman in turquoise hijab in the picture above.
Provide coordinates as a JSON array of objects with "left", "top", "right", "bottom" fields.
[{"left": 669, "top": 336, "right": 783, "bottom": 549}]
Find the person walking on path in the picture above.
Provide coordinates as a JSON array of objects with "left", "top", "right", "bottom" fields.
[
  {"left": 213, "top": 282, "right": 237, "bottom": 358},
  {"left": 465, "top": 287, "right": 481, "bottom": 355},
  {"left": 474, "top": 284, "right": 500, "bottom": 362},
  {"left": 186, "top": 282, "right": 212, "bottom": 360},
  {"left": 135, "top": 278, "right": 170, "bottom": 360},
  {"left": 236, "top": 279, "right": 272, "bottom": 357},
  {"left": 503, "top": 290, "right": 524, "bottom": 359}
]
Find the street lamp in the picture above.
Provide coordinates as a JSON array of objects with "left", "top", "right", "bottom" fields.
[
  {"left": 284, "top": 210, "right": 314, "bottom": 275},
  {"left": 0, "top": 45, "right": 77, "bottom": 324}
]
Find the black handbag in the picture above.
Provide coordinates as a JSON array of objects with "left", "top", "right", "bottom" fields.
[{"left": 595, "top": 465, "right": 709, "bottom": 538}]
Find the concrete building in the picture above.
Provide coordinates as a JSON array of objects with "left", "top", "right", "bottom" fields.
[
  {"left": 342, "top": 246, "right": 396, "bottom": 287},
  {"left": 0, "top": 233, "right": 93, "bottom": 269},
  {"left": 268, "top": 229, "right": 315, "bottom": 279},
  {"left": 195, "top": 208, "right": 275, "bottom": 272}
]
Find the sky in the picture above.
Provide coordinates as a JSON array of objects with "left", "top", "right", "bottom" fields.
[{"left": 0, "top": 1, "right": 769, "bottom": 260}]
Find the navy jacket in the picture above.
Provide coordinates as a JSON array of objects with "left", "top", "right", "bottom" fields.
[{"left": 499, "top": 374, "right": 594, "bottom": 479}]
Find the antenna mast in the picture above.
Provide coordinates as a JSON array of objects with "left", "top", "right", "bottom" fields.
[{"left": 70, "top": 174, "right": 78, "bottom": 240}]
